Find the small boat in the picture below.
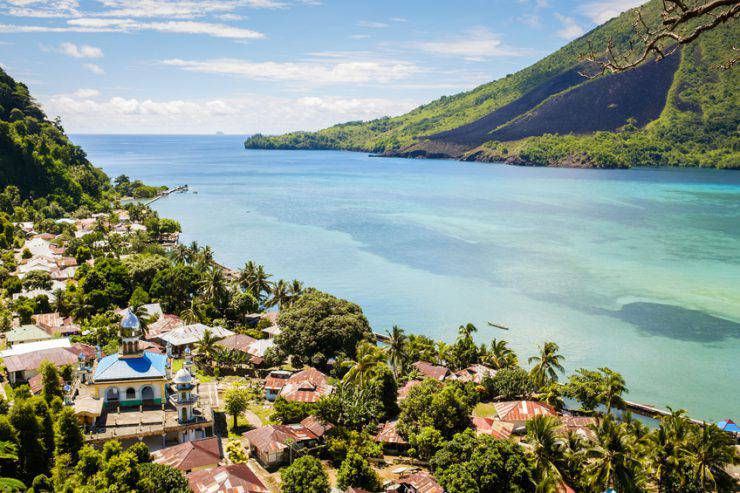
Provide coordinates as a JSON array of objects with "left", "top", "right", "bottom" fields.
[{"left": 487, "top": 322, "right": 510, "bottom": 330}]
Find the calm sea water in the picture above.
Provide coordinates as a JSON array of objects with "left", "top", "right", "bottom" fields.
[{"left": 73, "top": 134, "right": 740, "bottom": 421}]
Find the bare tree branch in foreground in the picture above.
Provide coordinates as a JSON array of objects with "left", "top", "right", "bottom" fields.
[{"left": 581, "top": 0, "right": 739, "bottom": 77}]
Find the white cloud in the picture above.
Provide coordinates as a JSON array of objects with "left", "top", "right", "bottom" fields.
[
  {"left": 417, "top": 27, "right": 529, "bottom": 61},
  {"left": 83, "top": 63, "right": 105, "bottom": 75},
  {"left": 2, "top": 0, "right": 287, "bottom": 18},
  {"left": 0, "top": 18, "right": 265, "bottom": 39},
  {"left": 390, "top": 17, "right": 408, "bottom": 23},
  {"left": 95, "top": 0, "right": 285, "bottom": 17},
  {"left": 72, "top": 88, "right": 100, "bottom": 98},
  {"left": 57, "top": 41, "right": 103, "bottom": 58},
  {"left": 350, "top": 34, "right": 370, "bottom": 40},
  {"left": 161, "top": 56, "right": 423, "bottom": 85},
  {"left": 554, "top": 13, "right": 585, "bottom": 39},
  {"left": 520, "top": 13, "right": 541, "bottom": 28},
  {"left": 357, "top": 20, "right": 389, "bottom": 29},
  {"left": 41, "top": 92, "right": 420, "bottom": 134},
  {"left": 579, "top": 0, "right": 645, "bottom": 24},
  {"left": 3, "top": 0, "right": 80, "bottom": 18},
  {"left": 218, "top": 13, "right": 244, "bottom": 21}
]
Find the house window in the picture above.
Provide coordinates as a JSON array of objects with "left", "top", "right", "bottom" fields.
[
  {"left": 181, "top": 407, "right": 188, "bottom": 422},
  {"left": 106, "top": 387, "right": 119, "bottom": 401},
  {"left": 125, "top": 387, "right": 136, "bottom": 400}
]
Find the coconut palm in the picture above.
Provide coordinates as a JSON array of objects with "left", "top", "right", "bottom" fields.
[
  {"left": 195, "top": 328, "right": 225, "bottom": 373},
  {"left": 539, "top": 382, "right": 565, "bottom": 412},
  {"left": 289, "top": 279, "right": 304, "bottom": 297},
  {"left": 486, "top": 338, "right": 518, "bottom": 369},
  {"left": 131, "top": 304, "right": 154, "bottom": 334},
  {"left": 384, "top": 325, "right": 408, "bottom": 379},
  {"left": 586, "top": 415, "right": 643, "bottom": 493},
  {"left": 528, "top": 341, "right": 565, "bottom": 388},
  {"left": 597, "top": 367, "right": 627, "bottom": 414},
  {"left": 268, "top": 279, "right": 291, "bottom": 308},
  {"left": 238, "top": 260, "right": 258, "bottom": 289},
  {"left": 197, "top": 245, "right": 214, "bottom": 266},
  {"left": 342, "top": 341, "right": 384, "bottom": 389},
  {"left": 180, "top": 299, "right": 201, "bottom": 324},
  {"left": 526, "top": 415, "right": 568, "bottom": 492},
  {"left": 458, "top": 322, "right": 478, "bottom": 339},
  {"left": 684, "top": 422, "right": 735, "bottom": 491},
  {"left": 250, "top": 264, "right": 273, "bottom": 302},
  {"left": 199, "top": 266, "right": 228, "bottom": 309},
  {"left": 170, "top": 243, "right": 188, "bottom": 264}
]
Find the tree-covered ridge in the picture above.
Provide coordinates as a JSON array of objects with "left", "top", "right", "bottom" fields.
[
  {"left": 0, "top": 67, "right": 109, "bottom": 208},
  {"left": 245, "top": 0, "right": 739, "bottom": 168}
]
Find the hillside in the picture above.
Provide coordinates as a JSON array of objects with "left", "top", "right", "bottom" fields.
[
  {"left": 245, "top": 0, "right": 739, "bottom": 169},
  {"left": 0, "top": 67, "right": 109, "bottom": 208}
]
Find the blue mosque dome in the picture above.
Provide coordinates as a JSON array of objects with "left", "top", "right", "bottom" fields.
[{"left": 120, "top": 308, "right": 141, "bottom": 330}]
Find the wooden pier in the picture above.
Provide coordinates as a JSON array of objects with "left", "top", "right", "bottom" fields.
[{"left": 144, "top": 184, "right": 189, "bottom": 205}]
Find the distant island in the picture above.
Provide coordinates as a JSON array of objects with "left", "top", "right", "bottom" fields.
[{"left": 245, "top": 0, "right": 738, "bottom": 169}]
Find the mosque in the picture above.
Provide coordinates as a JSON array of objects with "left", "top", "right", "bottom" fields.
[{"left": 73, "top": 309, "right": 213, "bottom": 447}]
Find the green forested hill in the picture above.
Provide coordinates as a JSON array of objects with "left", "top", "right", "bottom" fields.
[
  {"left": 245, "top": 0, "right": 739, "bottom": 169},
  {"left": 0, "top": 67, "right": 109, "bottom": 207}
]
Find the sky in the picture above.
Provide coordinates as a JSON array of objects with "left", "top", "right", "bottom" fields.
[{"left": 0, "top": 0, "right": 646, "bottom": 134}]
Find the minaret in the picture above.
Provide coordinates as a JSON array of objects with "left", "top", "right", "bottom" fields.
[
  {"left": 170, "top": 366, "right": 198, "bottom": 425},
  {"left": 77, "top": 351, "right": 89, "bottom": 383},
  {"left": 119, "top": 308, "right": 143, "bottom": 359}
]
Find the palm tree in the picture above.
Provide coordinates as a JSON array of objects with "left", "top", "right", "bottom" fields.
[
  {"left": 195, "top": 328, "right": 225, "bottom": 373},
  {"left": 586, "top": 415, "right": 643, "bottom": 493},
  {"left": 539, "top": 382, "right": 565, "bottom": 412},
  {"left": 486, "top": 338, "right": 518, "bottom": 369},
  {"left": 526, "top": 415, "right": 568, "bottom": 492},
  {"left": 197, "top": 245, "right": 214, "bottom": 266},
  {"left": 180, "top": 299, "right": 201, "bottom": 324},
  {"left": 684, "top": 422, "right": 735, "bottom": 491},
  {"left": 250, "top": 264, "right": 273, "bottom": 302},
  {"left": 289, "top": 279, "right": 304, "bottom": 297},
  {"left": 170, "top": 243, "right": 188, "bottom": 264},
  {"left": 597, "top": 367, "right": 627, "bottom": 414},
  {"left": 131, "top": 304, "right": 155, "bottom": 332},
  {"left": 528, "top": 341, "right": 565, "bottom": 388},
  {"left": 199, "top": 266, "right": 227, "bottom": 309},
  {"left": 458, "top": 322, "right": 478, "bottom": 339},
  {"left": 342, "top": 342, "right": 384, "bottom": 389},
  {"left": 238, "top": 261, "right": 272, "bottom": 302},
  {"left": 268, "top": 279, "right": 291, "bottom": 308},
  {"left": 238, "top": 260, "right": 258, "bottom": 289},
  {"left": 384, "top": 325, "right": 408, "bottom": 379}
]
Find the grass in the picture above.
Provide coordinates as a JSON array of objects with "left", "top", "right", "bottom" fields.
[
  {"left": 227, "top": 415, "right": 256, "bottom": 438},
  {"left": 473, "top": 401, "right": 498, "bottom": 418},
  {"left": 248, "top": 401, "right": 274, "bottom": 425}
]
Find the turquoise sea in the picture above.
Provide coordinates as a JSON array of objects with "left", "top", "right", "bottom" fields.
[{"left": 73, "top": 134, "right": 740, "bottom": 421}]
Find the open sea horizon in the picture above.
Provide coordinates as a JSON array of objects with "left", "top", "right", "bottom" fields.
[{"left": 72, "top": 133, "right": 740, "bottom": 421}]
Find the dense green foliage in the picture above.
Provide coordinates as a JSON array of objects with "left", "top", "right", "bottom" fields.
[
  {"left": 276, "top": 288, "right": 374, "bottom": 367},
  {"left": 280, "top": 456, "right": 330, "bottom": 493},
  {"left": 0, "top": 67, "right": 109, "bottom": 206},
  {"left": 245, "top": 0, "right": 738, "bottom": 168},
  {"left": 431, "top": 430, "right": 534, "bottom": 492}
]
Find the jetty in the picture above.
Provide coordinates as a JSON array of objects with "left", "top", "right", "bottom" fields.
[{"left": 144, "top": 184, "right": 189, "bottom": 205}]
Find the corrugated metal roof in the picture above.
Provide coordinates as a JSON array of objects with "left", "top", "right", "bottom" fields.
[{"left": 160, "top": 324, "right": 234, "bottom": 347}]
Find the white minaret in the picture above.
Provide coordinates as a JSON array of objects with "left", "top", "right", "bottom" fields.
[{"left": 170, "top": 367, "right": 198, "bottom": 425}]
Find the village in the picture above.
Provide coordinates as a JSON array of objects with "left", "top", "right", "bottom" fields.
[{"left": 1, "top": 202, "right": 737, "bottom": 493}]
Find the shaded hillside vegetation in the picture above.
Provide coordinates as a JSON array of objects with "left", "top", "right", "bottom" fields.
[
  {"left": 245, "top": 0, "right": 739, "bottom": 169},
  {"left": 0, "top": 67, "right": 108, "bottom": 208}
]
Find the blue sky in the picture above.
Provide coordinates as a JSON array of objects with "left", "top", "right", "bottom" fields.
[{"left": 0, "top": 0, "right": 644, "bottom": 134}]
